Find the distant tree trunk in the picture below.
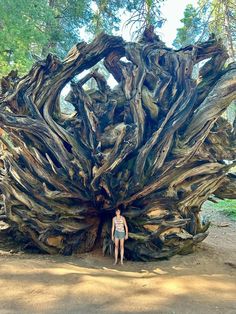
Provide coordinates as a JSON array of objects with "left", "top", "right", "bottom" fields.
[
  {"left": 223, "top": 0, "right": 235, "bottom": 60},
  {"left": 0, "top": 27, "right": 235, "bottom": 260}
]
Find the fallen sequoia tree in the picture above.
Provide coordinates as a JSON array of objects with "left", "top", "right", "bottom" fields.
[{"left": 0, "top": 27, "right": 236, "bottom": 260}]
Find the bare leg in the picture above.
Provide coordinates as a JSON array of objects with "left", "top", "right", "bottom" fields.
[
  {"left": 120, "top": 238, "right": 124, "bottom": 265},
  {"left": 113, "top": 238, "right": 119, "bottom": 265}
]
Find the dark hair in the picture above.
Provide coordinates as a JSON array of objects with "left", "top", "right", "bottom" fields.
[{"left": 117, "top": 204, "right": 125, "bottom": 210}]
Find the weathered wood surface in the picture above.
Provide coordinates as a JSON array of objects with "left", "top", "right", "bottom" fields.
[{"left": 0, "top": 28, "right": 235, "bottom": 260}]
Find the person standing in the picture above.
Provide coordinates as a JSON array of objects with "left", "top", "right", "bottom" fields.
[{"left": 111, "top": 208, "right": 128, "bottom": 265}]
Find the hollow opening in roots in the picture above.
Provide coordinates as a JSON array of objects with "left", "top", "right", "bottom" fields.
[{"left": 60, "top": 83, "right": 76, "bottom": 115}]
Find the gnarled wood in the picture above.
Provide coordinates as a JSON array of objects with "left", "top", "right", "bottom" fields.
[{"left": 0, "top": 27, "right": 235, "bottom": 260}]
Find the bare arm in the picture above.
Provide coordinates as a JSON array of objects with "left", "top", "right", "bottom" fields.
[
  {"left": 123, "top": 216, "right": 129, "bottom": 239},
  {"left": 111, "top": 217, "right": 115, "bottom": 241}
]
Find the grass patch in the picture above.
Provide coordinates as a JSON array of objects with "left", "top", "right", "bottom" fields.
[{"left": 204, "top": 199, "right": 236, "bottom": 220}]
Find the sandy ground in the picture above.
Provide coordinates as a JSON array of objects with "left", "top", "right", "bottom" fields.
[{"left": 0, "top": 206, "right": 236, "bottom": 314}]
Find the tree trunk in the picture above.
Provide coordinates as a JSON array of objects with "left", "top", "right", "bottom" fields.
[{"left": 0, "top": 28, "right": 235, "bottom": 260}]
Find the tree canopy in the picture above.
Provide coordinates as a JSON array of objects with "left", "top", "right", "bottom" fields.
[
  {"left": 2, "top": 0, "right": 235, "bottom": 76},
  {"left": 174, "top": 0, "right": 236, "bottom": 60},
  {"left": 0, "top": 0, "right": 165, "bottom": 76},
  {"left": 173, "top": 4, "right": 208, "bottom": 49}
]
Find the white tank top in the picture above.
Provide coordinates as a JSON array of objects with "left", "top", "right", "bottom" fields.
[{"left": 114, "top": 216, "right": 125, "bottom": 232}]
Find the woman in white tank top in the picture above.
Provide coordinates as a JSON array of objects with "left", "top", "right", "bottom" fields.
[{"left": 111, "top": 207, "right": 128, "bottom": 265}]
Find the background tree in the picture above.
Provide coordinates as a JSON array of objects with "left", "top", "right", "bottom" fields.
[
  {"left": 0, "top": 0, "right": 84, "bottom": 75},
  {"left": 173, "top": 0, "right": 236, "bottom": 60},
  {"left": 124, "top": 0, "right": 165, "bottom": 36},
  {"left": 173, "top": 4, "right": 209, "bottom": 49},
  {"left": 0, "top": 0, "right": 165, "bottom": 76}
]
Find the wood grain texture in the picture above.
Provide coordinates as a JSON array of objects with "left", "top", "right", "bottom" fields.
[{"left": 0, "top": 27, "right": 235, "bottom": 260}]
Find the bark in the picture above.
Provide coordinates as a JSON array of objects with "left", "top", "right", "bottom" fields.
[{"left": 0, "top": 27, "right": 235, "bottom": 260}]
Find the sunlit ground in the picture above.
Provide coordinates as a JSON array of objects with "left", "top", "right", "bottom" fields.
[
  {"left": 0, "top": 247, "right": 236, "bottom": 314},
  {"left": 0, "top": 206, "right": 236, "bottom": 314}
]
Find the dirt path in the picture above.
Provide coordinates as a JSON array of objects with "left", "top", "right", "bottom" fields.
[{"left": 0, "top": 206, "right": 236, "bottom": 314}]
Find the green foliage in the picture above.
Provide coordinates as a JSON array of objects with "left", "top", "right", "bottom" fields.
[
  {"left": 173, "top": 4, "right": 208, "bottom": 49},
  {"left": 204, "top": 199, "right": 236, "bottom": 220},
  {"left": 173, "top": 0, "right": 236, "bottom": 58},
  {"left": 0, "top": 0, "right": 165, "bottom": 77},
  {"left": 0, "top": 0, "right": 81, "bottom": 75},
  {"left": 213, "top": 199, "right": 236, "bottom": 219},
  {"left": 125, "top": 0, "right": 165, "bottom": 36}
]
